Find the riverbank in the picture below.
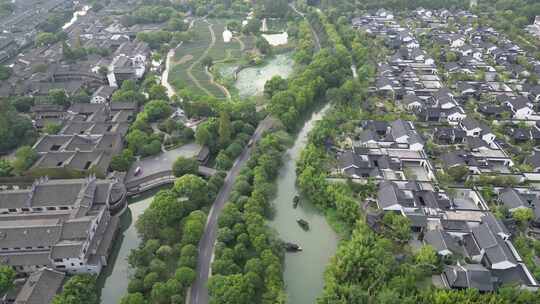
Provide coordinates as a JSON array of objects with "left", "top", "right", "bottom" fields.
[
  {"left": 268, "top": 103, "right": 338, "bottom": 304},
  {"left": 97, "top": 189, "right": 164, "bottom": 304}
]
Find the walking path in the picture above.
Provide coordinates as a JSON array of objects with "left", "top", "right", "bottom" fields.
[
  {"left": 205, "top": 66, "right": 231, "bottom": 99},
  {"left": 189, "top": 117, "right": 275, "bottom": 304},
  {"left": 162, "top": 19, "right": 195, "bottom": 98},
  {"left": 162, "top": 43, "right": 182, "bottom": 98}
]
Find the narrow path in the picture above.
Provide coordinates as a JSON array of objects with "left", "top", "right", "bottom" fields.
[
  {"left": 189, "top": 118, "right": 275, "bottom": 304},
  {"left": 187, "top": 19, "right": 215, "bottom": 96},
  {"left": 351, "top": 63, "right": 358, "bottom": 79},
  {"left": 289, "top": 3, "right": 321, "bottom": 51},
  {"left": 205, "top": 66, "right": 231, "bottom": 100},
  {"left": 233, "top": 36, "right": 245, "bottom": 51},
  {"left": 162, "top": 19, "right": 195, "bottom": 98},
  {"left": 162, "top": 42, "right": 182, "bottom": 98}
]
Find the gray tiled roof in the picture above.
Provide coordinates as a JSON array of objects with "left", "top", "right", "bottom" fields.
[{"left": 15, "top": 267, "right": 65, "bottom": 304}]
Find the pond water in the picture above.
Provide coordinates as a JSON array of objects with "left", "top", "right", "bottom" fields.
[
  {"left": 269, "top": 103, "right": 338, "bottom": 304},
  {"left": 235, "top": 52, "right": 294, "bottom": 98},
  {"left": 98, "top": 191, "right": 160, "bottom": 304}
]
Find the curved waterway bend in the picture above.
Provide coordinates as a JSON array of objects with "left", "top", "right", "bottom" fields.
[
  {"left": 269, "top": 103, "right": 338, "bottom": 304},
  {"left": 98, "top": 189, "right": 164, "bottom": 304}
]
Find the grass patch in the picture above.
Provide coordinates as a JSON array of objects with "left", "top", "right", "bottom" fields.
[{"left": 324, "top": 208, "right": 352, "bottom": 239}]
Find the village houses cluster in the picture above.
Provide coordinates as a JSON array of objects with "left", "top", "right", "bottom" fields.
[{"left": 339, "top": 8, "right": 540, "bottom": 292}]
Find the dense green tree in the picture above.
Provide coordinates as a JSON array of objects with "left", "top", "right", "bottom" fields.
[
  {"left": 12, "top": 146, "right": 38, "bottom": 174},
  {"left": 255, "top": 37, "right": 271, "bottom": 55},
  {"left": 0, "top": 100, "right": 35, "bottom": 153},
  {"left": 0, "top": 265, "right": 15, "bottom": 295},
  {"left": 148, "top": 85, "right": 169, "bottom": 101},
  {"left": 172, "top": 156, "right": 199, "bottom": 177},
  {"left": 144, "top": 100, "right": 172, "bottom": 122},
  {"left": 120, "top": 293, "right": 146, "bottom": 304},
  {"left": 173, "top": 174, "right": 210, "bottom": 207},
  {"left": 43, "top": 122, "right": 62, "bottom": 134},
  {"left": 110, "top": 149, "right": 135, "bottom": 172},
  {"left": 0, "top": 65, "right": 11, "bottom": 80},
  {"left": 218, "top": 111, "right": 232, "bottom": 148},
  {"left": 48, "top": 89, "right": 69, "bottom": 107},
  {"left": 52, "top": 275, "right": 98, "bottom": 304},
  {"left": 263, "top": 76, "right": 287, "bottom": 98}
]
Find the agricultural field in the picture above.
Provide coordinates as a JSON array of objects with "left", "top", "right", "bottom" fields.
[{"left": 168, "top": 18, "right": 250, "bottom": 99}]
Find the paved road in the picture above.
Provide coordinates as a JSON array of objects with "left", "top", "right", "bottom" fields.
[{"left": 189, "top": 117, "right": 273, "bottom": 304}]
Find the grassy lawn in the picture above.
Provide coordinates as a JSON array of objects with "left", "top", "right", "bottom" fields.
[{"left": 168, "top": 18, "right": 252, "bottom": 99}]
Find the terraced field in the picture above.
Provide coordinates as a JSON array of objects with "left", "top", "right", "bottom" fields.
[{"left": 168, "top": 19, "right": 246, "bottom": 99}]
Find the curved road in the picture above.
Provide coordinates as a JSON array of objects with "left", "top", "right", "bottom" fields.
[{"left": 189, "top": 117, "right": 274, "bottom": 304}]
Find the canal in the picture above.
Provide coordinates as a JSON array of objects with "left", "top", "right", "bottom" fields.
[
  {"left": 98, "top": 189, "right": 165, "bottom": 304},
  {"left": 268, "top": 103, "right": 338, "bottom": 304}
]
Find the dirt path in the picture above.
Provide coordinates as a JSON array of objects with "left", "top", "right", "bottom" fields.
[
  {"left": 187, "top": 19, "right": 215, "bottom": 96},
  {"left": 233, "top": 36, "right": 245, "bottom": 51},
  {"left": 205, "top": 66, "right": 231, "bottom": 99}
]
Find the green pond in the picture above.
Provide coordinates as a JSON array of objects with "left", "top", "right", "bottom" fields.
[
  {"left": 269, "top": 103, "right": 338, "bottom": 304},
  {"left": 221, "top": 52, "right": 294, "bottom": 98}
]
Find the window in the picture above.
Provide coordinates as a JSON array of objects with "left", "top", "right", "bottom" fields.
[
  {"left": 56, "top": 161, "right": 63, "bottom": 167},
  {"left": 21, "top": 208, "right": 29, "bottom": 212},
  {"left": 54, "top": 258, "right": 63, "bottom": 263},
  {"left": 59, "top": 206, "right": 69, "bottom": 210},
  {"left": 50, "top": 144, "right": 61, "bottom": 151},
  {"left": 57, "top": 265, "right": 66, "bottom": 269},
  {"left": 8, "top": 209, "right": 16, "bottom": 212}
]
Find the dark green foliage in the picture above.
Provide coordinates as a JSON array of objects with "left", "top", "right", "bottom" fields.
[
  {"left": 0, "top": 265, "right": 15, "bottom": 295},
  {"left": 208, "top": 131, "right": 291, "bottom": 304},
  {"left": 52, "top": 275, "right": 98, "bottom": 304},
  {"left": 110, "top": 149, "right": 135, "bottom": 172},
  {"left": 0, "top": 100, "right": 35, "bottom": 153},
  {"left": 0, "top": 65, "right": 11, "bottom": 80},
  {"left": 172, "top": 156, "right": 199, "bottom": 177}
]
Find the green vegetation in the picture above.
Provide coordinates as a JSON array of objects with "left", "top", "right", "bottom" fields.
[
  {"left": 0, "top": 265, "right": 15, "bottom": 295},
  {"left": 172, "top": 156, "right": 199, "bottom": 177},
  {"left": 110, "top": 149, "right": 136, "bottom": 172},
  {"left": 0, "top": 65, "right": 11, "bottom": 80},
  {"left": 121, "top": 172, "right": 226, "bottom": 303},
  {"left": 169, "top": 19, "right": 244, "bottom": 99},
  {"left": 52, "top": 275, "right": 98, "bottom": 304},
  {"left": 0, "top": 0, "right": 14, "bottom": 18},
  {"left": 267, "top": 11, "right": 361, "bottom": 130},
  {"left": 208, "top": 131, "right": 292, "bottom": 304},
  {"left": 0, "top": 100, "right": 36, "bottom": 154}
]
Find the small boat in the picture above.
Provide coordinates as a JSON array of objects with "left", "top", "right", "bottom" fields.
[
  {"left": 293, "top": 195, "right": 300, "bottom": 208},
  {"left": 284, "top": 242, "right": 303, "bottom": 252},
  {"left": 297, "top": 218, "right": 310, "bottom": 230}
]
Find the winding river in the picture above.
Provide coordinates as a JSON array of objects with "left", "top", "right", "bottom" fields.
[{"left": 269, "top": 103, "right": 338, "bottom": 304}]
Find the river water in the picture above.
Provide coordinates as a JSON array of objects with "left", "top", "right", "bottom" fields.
[
  {"left": 269, "top": 103, "right": 338, "bottom": 304},
  {"left": 98, "top": 191, "right": 159, "bottom": 304}
]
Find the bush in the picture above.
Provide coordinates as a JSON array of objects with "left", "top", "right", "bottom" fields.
[
  {"left": 172, "top": 156, "right": 199, "bottom": 177},
  {"left": 215, "top": 152, "right": 232, "bottom": 170}
]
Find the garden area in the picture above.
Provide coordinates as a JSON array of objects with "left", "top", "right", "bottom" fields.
[{"left": 168, "top": 18, "right": 248, "bottom": 99}]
